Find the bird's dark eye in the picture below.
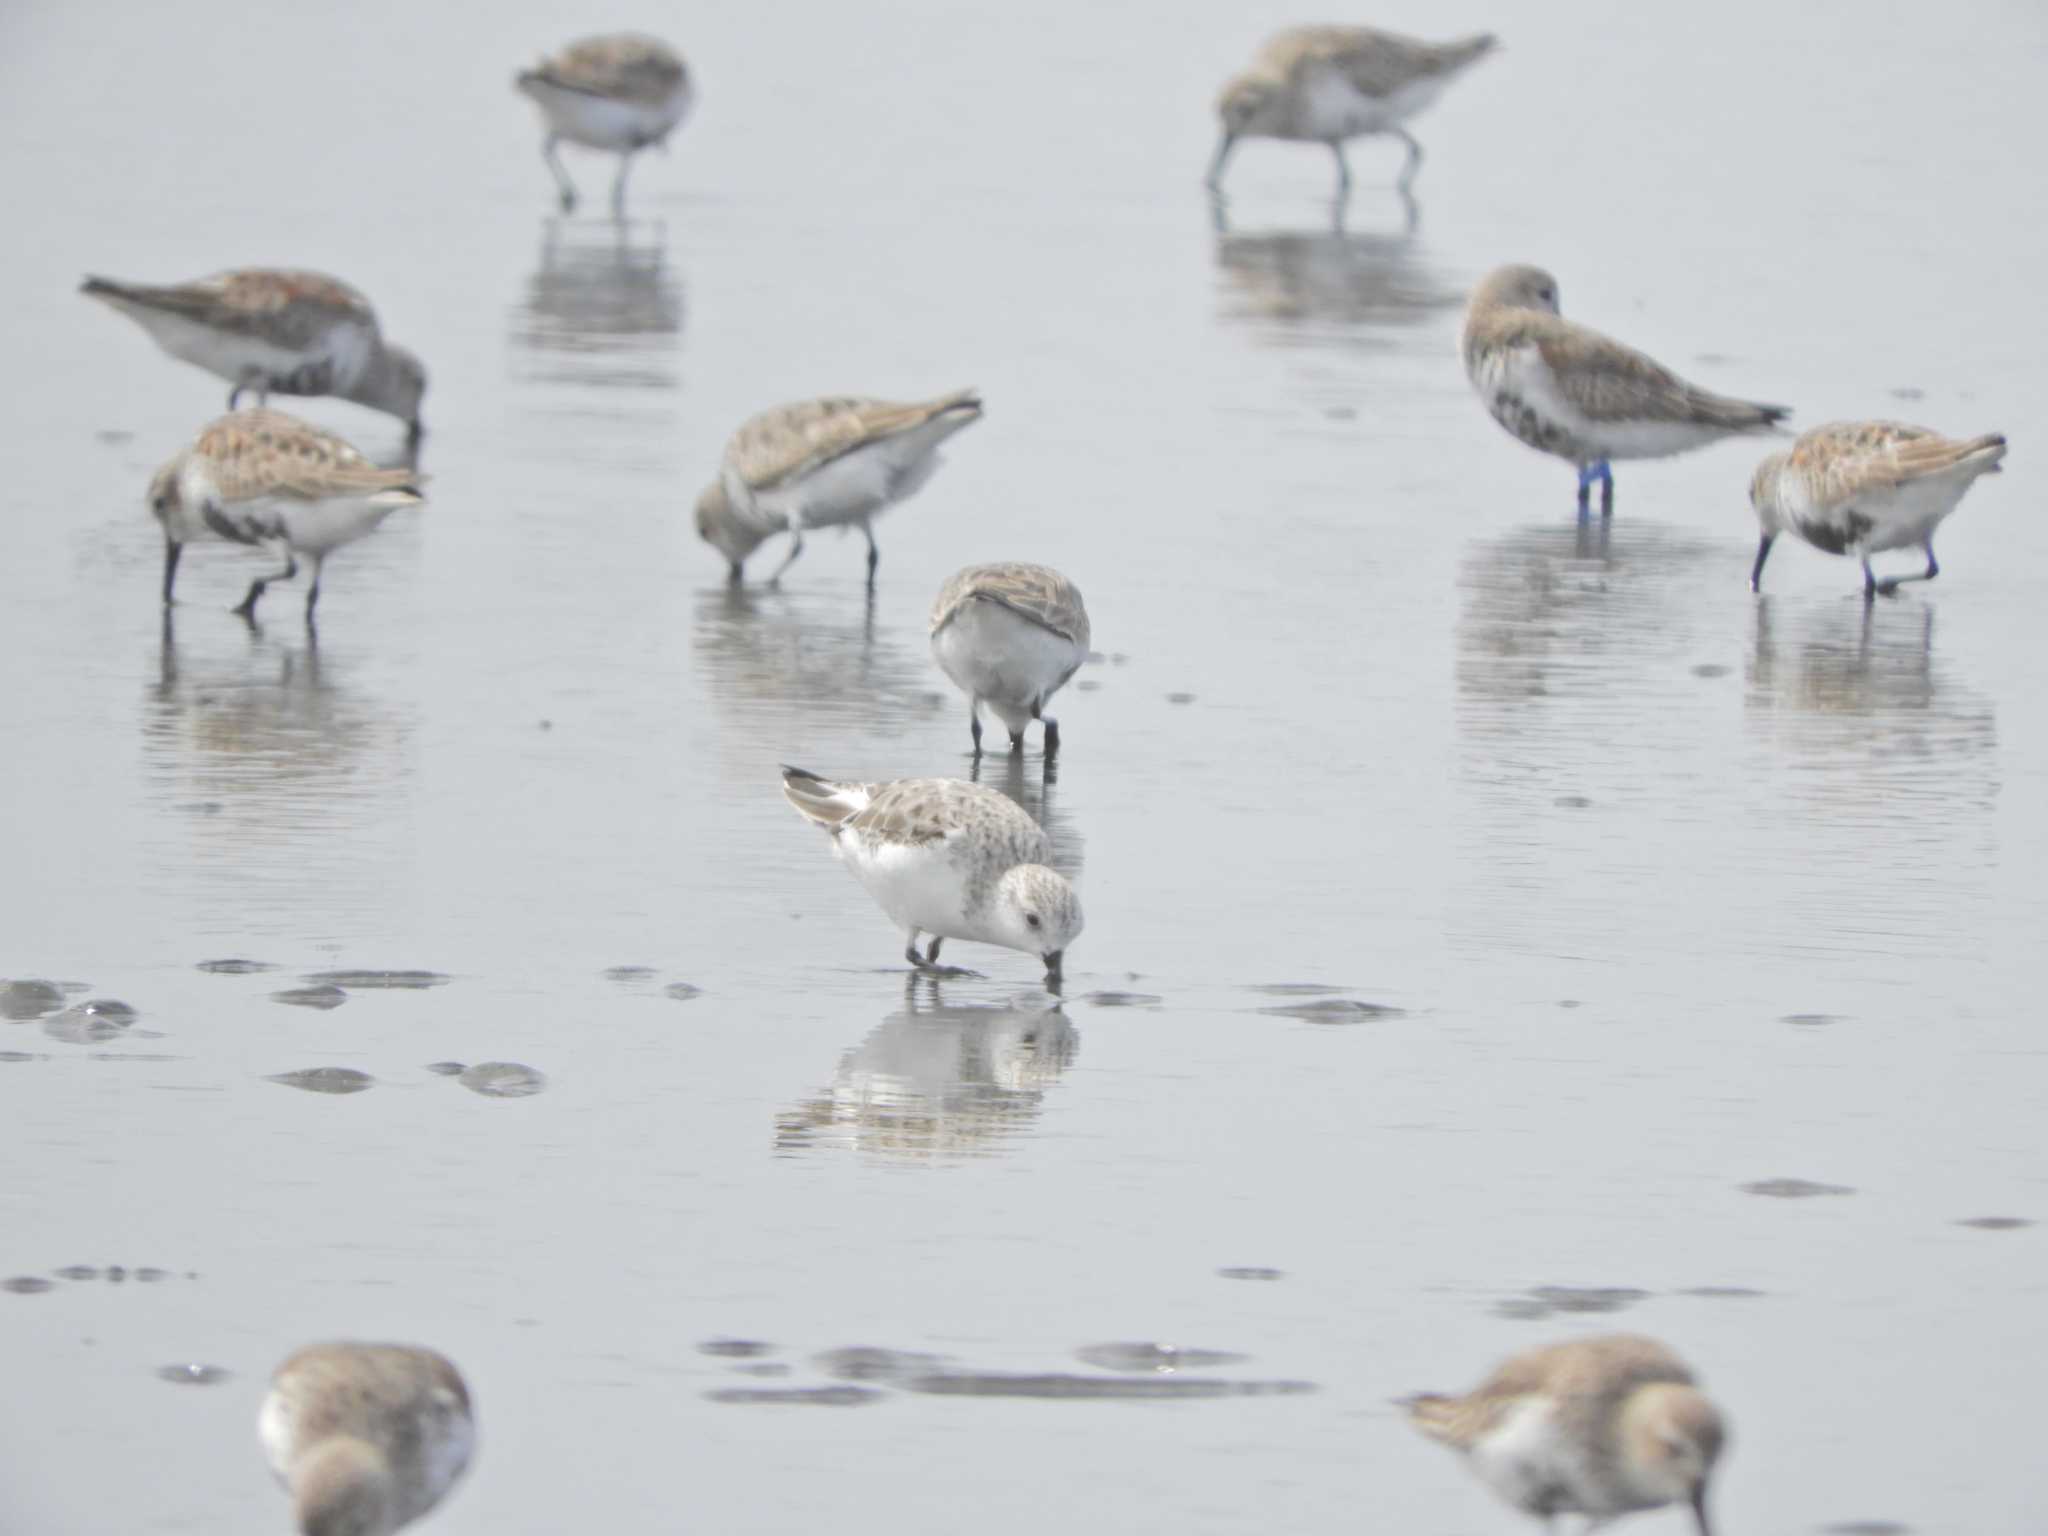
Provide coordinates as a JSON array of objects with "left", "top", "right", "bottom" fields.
[{"left": 1025, "top": 913, "right": 1041, "bottom": 929}]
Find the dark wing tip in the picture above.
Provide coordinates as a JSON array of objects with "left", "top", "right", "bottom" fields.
[
  {"left": 1760, "top": 403, "right": 1793, "bottom": 426},
  {"left": 80, "top": 275, "right": 118, "bottom": 296},
  {"left": 780, "top": 763, "right": 824, "bottom": 783}
]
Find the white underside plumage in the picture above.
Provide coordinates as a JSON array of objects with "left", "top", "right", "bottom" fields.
[
  {"left": 524, "top": 80, "right": 691, "bottom": 151},
  {"left": 725, "top": 412, "right": 970, "bottom": 538},
  {"left": 932, "top": 603, "right": 1085, "bottom": 736},
  {"left": 1786, "top": 465, "right": 1993, "bottom": 556},
  {"left": 1295, "top": 67, "right": 1449, "bottom": 138},
  {"left": 170, "top": 468, "right": 415, "bottom": 557},
  {"left": 105, "top": 301, "right": 372, "bottom": 393},
  {"left": 837, "top": 834, "right": 998, "bottom": 947},
  {"left": 1475, "top": 344, "right": 1730, "bottom": 464}
]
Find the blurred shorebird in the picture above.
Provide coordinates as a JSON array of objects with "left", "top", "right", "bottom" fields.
[
  {"left": 1207, "top": 26, "right": 1496, "bottom": 197},
  {"left": 930, "top": 562, "right": 1091, "bottom": 757},
  {"left": 148, "top": 408, "right": 425, "bottom": 626},
  {"left": 695, "top": 390, "right": 982, "bottom": 587},
  {"left": 781, "top": 766, "right": 1082, "bottom": 987},
  {"left": 516, "top": 33, "right": 692, "bottom": 215},
  {"left": 1749, "top": 420, "right": 2006, "bottom": 598},
  {"left": 1403, "top": 1333, "right": 1727, "bottom": 1536},
  {"left": 81, "top": 268, "right": 427, "bottom": 440},
  {"left": 1463, "top": 264, "right": 1790, "bottom": 516},
  {"left": 259, "top": 1341, "right": 474, "bottom": 1536}
]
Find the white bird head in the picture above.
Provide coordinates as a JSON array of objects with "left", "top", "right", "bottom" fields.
[
  {"left": 1470, "top": 263, "right": 1562, "bottom": 317},
  {"left": 991, "top": 864, "right": 1083, "bottom": 986}
]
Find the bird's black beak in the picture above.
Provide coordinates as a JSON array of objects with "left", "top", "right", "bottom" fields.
[
  {"left": 1205, "top": 131, "right": 1237, "bottom": 190},
  {"left": 1043, "top": 950, "right": 1064, "bottom": 991},
  {"left": 1690, "top": 1484, "right": 1714, "bottom": 1536}
]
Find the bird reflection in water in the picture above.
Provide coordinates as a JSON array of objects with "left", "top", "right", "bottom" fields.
[
  {"left": 1210, "top": 192, "right": 1465, "bottom": 343},
  {"left": 142, "top": 614, "right": 413, "bottom": 915},
  {"left": 968, "top": 745, "right": 1084, "bottom": 883},
  {"left": 508, "top": 217, "right": 683, "bottom": 391},
  {"left": 691, "top": 582, "right": 935, "bottom": 738},
  {"left": 776, "top": 982, "right": 1078, "bottom": 1161},
  {"left": 1745, "top": 599, "right": 1994, "bottom": 779}
]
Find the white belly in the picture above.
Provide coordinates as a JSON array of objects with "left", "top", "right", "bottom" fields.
[
  {"left": 932, "top": 603, "right": 1084, "bottom": 732},
  {"left": 840, "top": 839, "right": 974, "bottom": 939},
  {"left": 527, "top": 80, "right": 691, "bottom": 150},
  {"left": 122, "top": 307, "right": 345, "bottom": 388}
]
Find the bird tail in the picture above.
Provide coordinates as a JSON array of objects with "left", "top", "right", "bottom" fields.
[
  {"left": 781, "top": 765, "right": 868, "bottom": 829},
  {"left": 1442, "top": 33, "right": 1499, "bottom": 70},
  {"left": 1956, "top": 432, "right": 2008, "bottom": 475},
  {"left": 1396, "top": 1393, "right": 1470, "bottom": 1447}
]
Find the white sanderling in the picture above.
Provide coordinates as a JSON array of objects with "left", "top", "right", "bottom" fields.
[
  {"left": 929, "top": 562, "right": 1091, "bottom": 757},
  {"left": 695, "top": 390, "right": 982, "bottom": 587},
  {"left": 1749, "top": 420, "right": 2007, "bottom": 598},
  {"left": 1403, "top": 1333, "right": 1727, "bottom": 1536},
  {"left": 1464, "top": 264, "right": 1790, "bottom": 515},
  {"left": 1207, "top": 26, "right": 1496, "bottom": 197},
  {"left": 81, "top": 269, "right": 427, "bottom": 440},
  {"left": 516, "top": 33, "right": 692, "bottom": 215},
  {"left": 258, "top": 1341, "right": 474, "bottom": 1536},
  {"left": 148, "top": 408, "right": 425, "bottom": 625},
  {"left": 781, "top": 765, "right": 1082, "bottom": 986}
]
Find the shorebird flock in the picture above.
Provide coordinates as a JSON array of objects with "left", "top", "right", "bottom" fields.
[{"left": 67, "top": 19, "right": 2016, "bottom": 1536}]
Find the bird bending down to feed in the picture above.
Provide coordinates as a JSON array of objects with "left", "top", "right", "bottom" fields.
[
  {"left": 781, "top": 766, "right": 1082, "bottom": 987},
  {"left": 1207, "top": 26, "right": 1496, "bottom": 197},
  {"left": 259, "top": 1341, "right": 474, "bottom": 1536},
  {"left": 930, "top": 562, "right": 1091, "bottom": 757},
  {"left": 1403, "top": 1333, "right": 1727, "bottom": 1535},
  {"left": 516, "top": 34, "right": 692, "bottom": 215},
  {"left": 1463, "top": 264, "right": 1789, "bottom": 515},
  {"left": 695, "top": 390, "right": 982, "bottom": 587},
  {"left": 81, "top": 268, "right": 427, "bottom": 441},
  {"left": 1748, "top": 420, "right": 2006, "bottom": 599},
  {"left": 148, "top": 408, "right": 425, "bottom": 626}
]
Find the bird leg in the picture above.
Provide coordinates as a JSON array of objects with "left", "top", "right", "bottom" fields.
[
  {"left": 1042, "top": 716, "right": 1062, "bottom": 756},
  {"left": 1576, "top": 460, "right": 1614, "bottom": 518},
  {"left": 1874, "top": 543, "right": 1940, "bottom": 596},
  {"left": 1392, "top": 127, "right": 1424, "bottom": 192},
  {"left": 1328, "top": 140, "right": 1352, "bottom": 196},
  {"left": 233, "top": 542, "right": 297, "bottom": 620},
  {"left": 765, "top": 528, "right": 806, "bottom": 585},
  {"left": 904, "top": 931, "right": 976, "bottom": 978},
  {"left": 1748, "top": 533, "right": 1775, "bottom": 593},
  {"left": 861, "top": 522, "right": 880, "bottom": 589},
  {"left": 610, "top": 152, "right": 634, "bottom": 219},
  {"left": 543, "top": 134, "right": 578, "bottom": 212},
  {"left": 161, "top": 540, "right": 182, "bottom": 606},
  {"left": 1204, "top": 131, "right": 1237, "bottom": 191},
  {"left": 303, "top": 555, "right": 326, "bottom": 628},
  {"left": 969, "top": 703, "right": 984, "bottom": 758}
]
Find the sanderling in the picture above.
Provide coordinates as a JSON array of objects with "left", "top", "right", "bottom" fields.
[
  {"left": 516, "top": 34, "right": 692, "bottom": 215},
  {"left": 696, "top": 390, "right": 982, "bottom": 587},
  {"left": 1749, "top": 420, "right": 2007, "bottom": 598},
  {"left": 1464, "top": 264, "right": 1790, "bottom": 515},
  {"left": 930, "top": 562, "right": 1090, "bottom": 757},
  {"left": 258, "top": 1341, "right": 474, "bottom": 1536},
  {"left": 1403, "top": 1333, "right": 1726, "bottom": 1536},
  {"left": 781, "top": 765, "right": 1082, "bottom": 986},
  {"left": 148, "top": 408, "right": 425, "bottom": 625},
  {"left": 81, "top": 269, "right": 427, "bottom": 440},
  {"left": 1207, "top": 26, "right": 1496, "bottom": 197}
]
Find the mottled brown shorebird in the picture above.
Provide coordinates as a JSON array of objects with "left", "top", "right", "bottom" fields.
[
  {"left": 930, "top": 562, "right": 1091, "bottom": 757},
  {"left": 516, "top": 34, "right": 693, "bottom": 214},
  {"left": 259, "top": 1341, "right": 475, "bottom": 1536},
  {"left": 1403, "top": 1333, "right": 1727, "bottom": 1535}
]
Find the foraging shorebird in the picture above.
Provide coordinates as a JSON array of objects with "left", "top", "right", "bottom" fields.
[
  {"left": 781, "top": 766, "right": 1082, "bottom": 986},
  {"left": 148, "top": 408, "right": 425, "bottom": 625},
  {"left": 1463, "top": 264, "right": 1790, "bottom": 515},
  {"left": 1749, "top": 420, "right": 2007, "bottom": 598},
  {"left": 259, "top": 1341, "right": 474, "bottom": 1536},
  {"left": 516, "top": 34, "right": 692, "bottom": 215},
  {"left": 695, "top": 390, "right": 983, "bottom": 587},
  {"left": 81, "top": 269, "right": 427, "bottom": 440},
  {"left": 1207, "top": 26, "right": 1497, "bottom": 197},
  {"left": 1403, "top": 1333, "right": 1727, "bottom": 1535},
  {"left": 930, "top": 562, "right": 1091, "bottom": 757}
]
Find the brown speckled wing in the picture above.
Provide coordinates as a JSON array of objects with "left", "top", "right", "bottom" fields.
[
  {"left": 538, "top": 35, "right": 686, "bottom": 104},
  {"left": 1791, "top": 421, "right": 2002, "bottom": 505},
  {"left": 929, "top": 563, "right": 1089, "bottom": 648},
  {"left": 105, "top": 269, "right": 373, "bottom": 349},
  {"left": 197, "top": 410, "right": 422, "bottom": 503},
  {"left": 727, "top": 391, "right": 979, "bottom": 490}
]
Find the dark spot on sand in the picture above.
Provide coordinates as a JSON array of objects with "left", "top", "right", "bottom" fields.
[
  {"left": 664, "top": 982, "right": 704, "bottom": 1001},
  {"left": 1082, "top": 990, "right": 1163, "bottom": 1008},
  {"left": 1554, "top": 794, "right": 1593, "bottom": 808},
  {"left": 1955, "top": 1216, "right": 2031, "bottom": 1231},
  {"left": 267, "top": 1067, "right": 374, "bottom": 1095},
  {"left": 304, "top": 970, "right": 449, "bottom": 990},
  {"left": 424, "top": 1061, "right": 465, "bottom": 1077},
  {"left": 903, "top": 1371, "right": 1313, "bottom": 1401},
  {"left": 1165, "top": 692, "right": 1196, "bottom": 704},
  {"left": 815, "top": 1347, "right": 947, "bottom": 1384},
  {"left": 1741, "top": 1178, "right": 1853, "bottom": 1199},
  {"left": 197, "top": 959, "right": 276, "bottom": 974},
  {"left": 1258, "top": 998, "right": 1405, "bottom": 1024},
  {"left": 1782, "top": 1013, "right": 1839, "bottom": 1027},
  {"left": 3, "top": 1276, "right": 54, "bottom": 1295},
  {"left": 1691, "top": 663, "right": 1730, "bottom": 678},
  {"left": 706, "top": 1385, "right": 881, "bottom": 1406},
  {"left": 1677, "top": 1286, "right": 1767, "bottom": 1299},
  {"left": 156, "top": 1363, "right": 232, "bottom": 1385},
  {"left": 1245, "top": 983, "right": 1344, "bottom": 997},
  {"left": 699, "top": 1339, "right": 774, "bottom": 1359},
  {"left": 1497, "top": 1286, "right": 1648, "bottom": 1321},
  {"left": 273, "top": 985, "right": 348, "bottom": 1010},
  {"left": 1217, "top": 1266, "right": 1284, "bottom": 1282},
  {"left": 604, "top": 965, "right": 657, "bottom": 983},
  {"left": 0, "top": 980, "right": 67, "bottom": 1020},
  {"left": 45, "top": 1001, "right": 138, "bottom": 1043}
]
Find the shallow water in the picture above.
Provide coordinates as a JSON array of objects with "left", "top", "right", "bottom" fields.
[{"left": 4, "top": 0, "right": 2047, "bottom": 1531}]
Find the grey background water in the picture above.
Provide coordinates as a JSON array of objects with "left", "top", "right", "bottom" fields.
[{"left": 3, "top": 0, "right": 2044, "bottom": 1530}]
